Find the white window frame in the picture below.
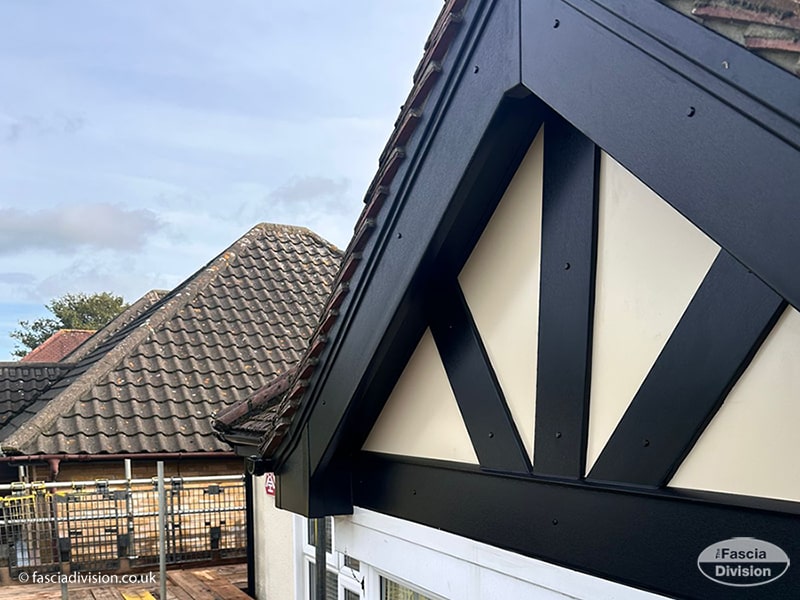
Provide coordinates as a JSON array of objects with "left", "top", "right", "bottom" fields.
[{"left": 297, "top": 515, "right": 364, "bottom": 600}]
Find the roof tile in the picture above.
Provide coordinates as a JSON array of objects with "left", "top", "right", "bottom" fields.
[
  {"left": 662, "top": 0, "right": 800, "bottom": 75},
  {"left": 1, "top": 223, "right": 340, "bottom": 455}
]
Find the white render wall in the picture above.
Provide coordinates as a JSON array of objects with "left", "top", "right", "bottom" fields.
[{"left": 252, "top": 474, "right": 296, "bottom": 600}]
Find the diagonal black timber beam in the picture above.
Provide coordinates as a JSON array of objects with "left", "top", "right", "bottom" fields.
[
  {"left": 533, "top": 114, "right": 599, "bottom": 479},
  {"left": 588, "top": 251, "right": 786, "bottom": 487},
  {"left": 521, "top": 0, "right": 800, "bottom": 311},
  {"left": 354, "top": 453, "right": 800, "bottom": 600},
  {"left": 428, "top": 282, "right": 531, "bottom": 474}
]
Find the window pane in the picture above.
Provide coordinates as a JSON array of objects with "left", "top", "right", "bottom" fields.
[
  {"left": 381, "top": 577, "right": 434, "bottom": 600},
  {"left": 344, "top": 589, "right": 360, "bottom": 600},
  {"left": 325, "top": 571, "right": 338, "bottom": 600},
  {"left": 344, "top": 554, "right": 360, "bottom": 570}
]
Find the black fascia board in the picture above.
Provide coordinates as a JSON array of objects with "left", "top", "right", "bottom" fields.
[
  {"left": 521, "top": 0, "right": 800, "bottom": 311},
  {"left": 355, "top": 453, "right": 800, "bottom": 600},
  {"left": 270, "top": 0, "right": 531, "bottom": 483},
  {"left": 269, "top": 0, "right": 500, "bottom": 474}
]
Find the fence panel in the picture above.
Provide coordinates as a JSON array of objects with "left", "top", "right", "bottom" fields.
[{"left": 3, "top": 488, "right": 59, "bottom": 577}]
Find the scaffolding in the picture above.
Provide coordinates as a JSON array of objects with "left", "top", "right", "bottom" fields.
[{"left": 0, "top": 474, "right": 246, "bottom": 578}]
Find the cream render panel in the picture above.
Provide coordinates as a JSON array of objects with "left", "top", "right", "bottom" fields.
[
  {"left": 458, "top": 126, "right": 544, "bottom": 462},
  {"left": 362, "top": 328, "right": 478, "bottom": 464},
  {"left": 252, "top": 474, "right": 296, "bottom": 600},
  {"left": 586, "top": 153, "right": 720, "bottom": 472},
  {"left": 670, "top": 306, "right": 800, "bottom": 502}
]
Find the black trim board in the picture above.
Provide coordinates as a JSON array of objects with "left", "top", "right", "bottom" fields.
[
  {"left": 522, "top": 0, "right": 800, "bottom": 311},
  {"left": 354, "top": 454, "right": 800, "bottom": 600},
  {"left": 270, "top": 0, "right": 504, "bottom": 476},
  {"left": 429, "top": 282, "right": 531, "bottom": 474},
  {"left": 533, "top": 115, "right": 598, "bottom": 479},
  {"left": 588, "top": 251, "right": 787, "bottom": 487},
  {"left": 285, "top": 0, "right": 551, "bottom": 490}
]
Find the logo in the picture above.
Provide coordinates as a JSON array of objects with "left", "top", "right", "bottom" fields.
[
  {"left": 698, "top": 538, "right": 789, "bottom": 587},
  {"left": 265, "top": 472, "right": 276, "bottom": 496}
]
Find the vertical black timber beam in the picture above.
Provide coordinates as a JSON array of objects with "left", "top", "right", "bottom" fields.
[
  {"left": 429, "top": 283, "right": 531, "bottom": 474},
  {"left": 533, "top": 115, "right": 599, "bottom": 479},
  {"left": 588, "top": 251, "right": 786, "bottom": 487}
]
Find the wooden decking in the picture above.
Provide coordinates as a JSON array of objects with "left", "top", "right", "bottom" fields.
[{"left": 0, "top": 563, "right": 248, "bottom": 600}]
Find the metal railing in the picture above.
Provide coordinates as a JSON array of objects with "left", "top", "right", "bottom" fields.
[{"left": 0, "top": 474, "right": 246, "bottom": 578}]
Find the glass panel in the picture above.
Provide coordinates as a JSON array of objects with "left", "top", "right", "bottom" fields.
[
  {"left": 307, "top": 517, "right": 333, "bottom": 553},
  {"left": 344, "top": 554, "right": 360, "bottom": 571},
  {"left": 381, "top": 577, "right": 434, "bottom": 600},
  {"left": 344, "top": 589, "right": 361, "bottom": 600},
  {"left": 326, "top": 571, "right": 338, "bottom": 600}
]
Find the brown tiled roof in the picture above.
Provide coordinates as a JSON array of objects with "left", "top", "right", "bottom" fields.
[
  {"left": 209, "top": 0, "right": 470, "bottom": 457},
  {"left": 20, "top": 330, "right": 96, "bottom": 363},
  {"left": 660, "top": 0, "right": 800, "bottom": 75},
  {"left": 0, "top": 363, "right": 71, "bottom": 430},
  {"left": 0, "top": 223, "right": 340, "bottom": 456}
]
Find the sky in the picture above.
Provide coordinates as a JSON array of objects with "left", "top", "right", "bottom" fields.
[{"left": 0, "top": 1, "right": 444, "bottom": 360}]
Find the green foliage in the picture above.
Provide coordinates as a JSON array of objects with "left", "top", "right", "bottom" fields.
[{"left": 10, "top": 292, "right": 128, "bottom": 358}]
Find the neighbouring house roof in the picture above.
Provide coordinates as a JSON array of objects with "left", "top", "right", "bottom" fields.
[
  {"left": 0, "top": 363, "right": 72, "bottom": 431},
  {"left": 0, "top": 293, "right": 169, "bottom": 436},
  {"left": 212, "top": 0, "right": 468, "bottom": 454},
  {"left": 62, "top": 290, "right": 169, "bottom": 364},
  {"left": 20, "top": 330, "right": 96, "bottom": 363},
  {"left": 661, "top": 0, "right": 800, "bottom": 76},
  {"left": 0, "top": 223, "right": 340, "bottom": 456}
]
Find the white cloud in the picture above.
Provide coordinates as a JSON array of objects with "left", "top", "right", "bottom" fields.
[{"left": 0, "top": 203, "right": 162, "bottom": 254}]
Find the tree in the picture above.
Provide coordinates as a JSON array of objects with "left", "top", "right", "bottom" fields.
[{"left": 10, "top": 292, "right": 128, "bottom": 358}]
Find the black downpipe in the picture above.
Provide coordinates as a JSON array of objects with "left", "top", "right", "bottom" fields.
[
  {"left": 245, "top": 474, "right": 256, "bottom": 597},
  {"left": 314, "top": 518, "right": 327, "bottom": 600}
]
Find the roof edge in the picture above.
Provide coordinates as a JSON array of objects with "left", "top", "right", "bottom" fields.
[
  {"left": 3, "top": 226, "right": 277, "bottom": 453},
  {"left": 213, "top": 365, "right": 298, "bottom": 433},
  {"left": 257, "top": 0, "right": 477, "bottom": 465}
]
